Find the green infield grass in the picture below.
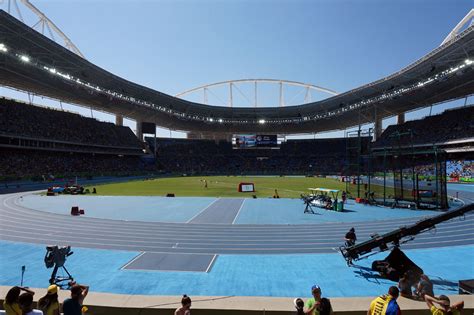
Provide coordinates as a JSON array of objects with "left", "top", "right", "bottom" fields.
[{"left": 87, "top": 176, "right": 393, "bottom": 198}]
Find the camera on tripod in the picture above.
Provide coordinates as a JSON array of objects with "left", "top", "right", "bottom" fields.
[{"left": 44, "top": 245, "right": 74, "bottom": 287}]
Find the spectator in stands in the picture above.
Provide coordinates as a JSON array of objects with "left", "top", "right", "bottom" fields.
[
  {"left": 414, "top": 274, "right": 434, "bottom": 300},
  {"left": 63, "top": 283, "right": 88, "bottom": 315},
  {"left": 174, "top": 295, "right": 192, "bottom": 315},
  {"left": 37, "top": 285, "right": 60, "bottom": 315},
  {"left": 344, "top": 227, "right": 357, "bottom": 247},
  {"left": 3, "top": 286, "right": 35, "bottom": 315},
  {"left": 18, "top": 292, "right": 43, "bottom": 315},
  {"left": 304, "top": 285, "right": 332, "bottom": 315},
  {"left": 424, "top": 294, "right": 464, "bottom": 315},
  {"left": 367, "top": 286, "right": 401, "bottom": 315}
]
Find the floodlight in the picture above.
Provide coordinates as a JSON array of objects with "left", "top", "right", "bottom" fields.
[
  {"left": 218, "top": 118, "right": 223, "bottom": 123},
  {"left": 258, "top": 119, "right": 266, "bottom": 124},
  {"left": 465, "top": 59, "right": 473, "bottom": 65},
  {"left": 20, "top": 55, "right": 30, "bottom": 62},
  {"left": 49, "top": 68, "right": 57, "bottom": 74},
  {"left": 0, "top": 43, "right": 7, "bottom": 52}
]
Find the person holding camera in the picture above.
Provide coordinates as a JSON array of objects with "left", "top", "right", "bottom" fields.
[
  {"left": 63, "top": 283, "right": 89, "bottom": 315},
  {"left": 345, "top": 227, "right": 357, "bottom": 247}
]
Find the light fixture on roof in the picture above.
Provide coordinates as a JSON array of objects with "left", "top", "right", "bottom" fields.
[{"left": 20, "top": 55, "right": 30, "bottom": 62}]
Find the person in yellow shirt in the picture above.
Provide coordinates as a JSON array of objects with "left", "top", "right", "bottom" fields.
[
  {"left": 3, "top": 286, "right": 35, "bottom": 315},
  {"left": 424, "top": 294, "right": 464, "bottom": 315},
  {"left": 38, "top": 285, "right": 60, "bottom": 315},
  {"left": 367, "top": 286, "right": 401, "bottom": 315}
]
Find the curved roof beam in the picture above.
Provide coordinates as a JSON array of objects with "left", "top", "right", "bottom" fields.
[
  {"left": 441, "top": 9, "right": 474, "bottom": 46},
  {"left": 3, "top": 0, "right": 84, "bottom": 58},
  {"left": 175, "top": 79, "right": 338, "bottom": 98}
]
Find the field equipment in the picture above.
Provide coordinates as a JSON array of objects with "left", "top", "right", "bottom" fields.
[
  {"left": 340, "top": 204, "right": 474, "bottom": 264},
  {"left": 44, "top": 245, "right": 74, "bottom": 286}
]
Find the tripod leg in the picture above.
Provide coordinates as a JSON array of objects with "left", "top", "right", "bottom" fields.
[
  {"left": 61, "top": 266, "right": 73, "bottom": 279},
  {"left": 50, "top": 265, "right": 59, "bottom": 284}
]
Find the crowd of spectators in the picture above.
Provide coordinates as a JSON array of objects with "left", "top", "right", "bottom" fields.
[
  {"left": 3, "top": 283, "right": 88, "bottom": 315},
  {"left": 148, "top": 137, "right": 369, "bottom": 176},
  {"left": 0, "top": 148, "right": 148, "bottom": 181},
  {"left": 0, "top": 98, "right": 152, "bottom": 181},
  {"left": 375, "top": 105, "right": 474, "bottom": 147},
  {"left": 0, "top": 98, "right": 141, "bottom": 148},
  {"left": 447, "top": 160, "right": 473, "bottom": 179},
  {"left": 2, "top": 282, "right": 466, "bottom": 315}
]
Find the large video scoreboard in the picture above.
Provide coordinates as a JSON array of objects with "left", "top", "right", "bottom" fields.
[{"left": 232, "top": 134, "right": 279, "bottom": 149}]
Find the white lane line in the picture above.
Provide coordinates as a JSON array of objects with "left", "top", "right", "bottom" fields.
[
  {"left": 0, "top": 222, "right": 472, "bottom": 245},
  {"left": 120, "top": 251, "right": 146, "bottom": 270},
  {"left": 1, "top": 211, "right": 471, "bottom": 239},
  {"left": 0, "top": 233, "right": 473, "bottom": 255},
  {"left": 0, "top": 227, "right": 472, "bottom": 248},
  {"left": 205, "top": 254, "right": 217, "bottom": 273},
  {"left": 232, "top": 199, "right": 246, "bottom": 225},
  {"left": 3, "top": 193, "right": 471, "bottom": 231},
  {"left": 186, "top": 198, "right": 220, "bottom": 223}
]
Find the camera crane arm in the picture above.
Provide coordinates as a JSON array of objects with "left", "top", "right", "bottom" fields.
[{"left": 340, "top": 204, "right": 474, "bottom": 263}]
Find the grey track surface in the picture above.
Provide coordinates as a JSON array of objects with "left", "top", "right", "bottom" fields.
[
  {"left": 188, "top": 198, "right": 244, "bottom": 224},
  {"left": 122, "top": 252, "right": 216, "bottom": 272},
  {"left": 0, "top": 192, "right": 473, "bottom": 255}
]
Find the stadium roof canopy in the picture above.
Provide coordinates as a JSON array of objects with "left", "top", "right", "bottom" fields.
[{"left": 0, "top": 10, "right": 473, "bottom": 134}]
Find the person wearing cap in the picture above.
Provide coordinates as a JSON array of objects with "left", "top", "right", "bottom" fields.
[
  {"left": 38, "top": 285, "right": 60, "bottom": 315},
  {"left": 424, "top": 294, "right": 464, "bottom": 315},
  {"left": 63, "top": 283, "right": 89, "bottom": 315},
  {"left": 367, "top": 286, "right": 401, "bottom": 315},
  {"left": 304, "top": 285, "right": 332, "bottom": 315}
]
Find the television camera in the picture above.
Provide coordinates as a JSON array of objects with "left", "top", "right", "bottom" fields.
[
  {"left": 300, "top": 194, "right": 318, "bottom": 214},
  {"left": 44, "top": 245, "right": 74, "bottom": 286},
  {"left": 340, "top": 204, "right": 474, "bottom": 265}
]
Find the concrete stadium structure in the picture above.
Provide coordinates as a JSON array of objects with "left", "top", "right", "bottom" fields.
[{"left": 0, "top": 9, "right": 474, "bottom": 140}]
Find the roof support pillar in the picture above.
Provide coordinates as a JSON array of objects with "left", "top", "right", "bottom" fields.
[
  {"left": 136, "top": 120, "right": 143, "bottom": 141},
  {"left": 374, "top": 106, "right": 382, "bottom": 141},
  {"left": 397, "top": 112, "right": 405, "bottom": 125},
  {"left": 115, "top": 115, "right": 123, "bottom": 126}
]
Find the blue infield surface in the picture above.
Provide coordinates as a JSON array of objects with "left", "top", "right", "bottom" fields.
[
  {"left": 0, "top": 240, "right": 472, "bottom": 298},
  {"left": 19, "top": 195, "right": 217, "bottom": 223},
  {"left": 19, "top": 195, "right": 446, "bottom": 224}
]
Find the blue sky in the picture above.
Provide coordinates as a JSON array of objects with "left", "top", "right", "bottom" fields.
[{"left": 0, "top": 0, "right": 472, "bottom": 138}]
